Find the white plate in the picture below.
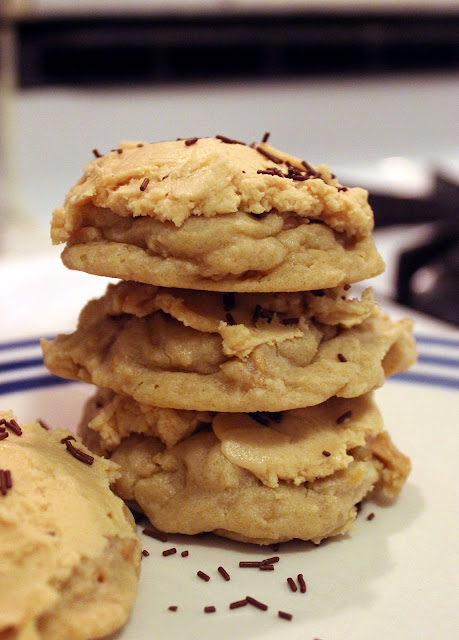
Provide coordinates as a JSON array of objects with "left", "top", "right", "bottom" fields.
[{"left": 1, "top": 333, "right": 458, "bottom": 640}]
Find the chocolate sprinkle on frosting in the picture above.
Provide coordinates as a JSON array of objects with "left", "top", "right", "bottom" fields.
[
  {"left": 63, "top": 438, "right": 95, "bottom": 465},
  {"left": 140, "top": 177, "right": 149, "bottom": 192},
  {"left": 92, "top": 149, "right": 103, "bottom": 158},
  {"left": 0, "top": 469, "right": 12, "bottom": 495},
  {"left": 257, "top": 168, "right": 284, "bottom": 178},
  {"left": 337, "top": 410, "right": 352, "bottom": 425},
  {"left": 337, "top": 353, "right": 347, "bottom": 362},
  {"left": 216, "top": 134, "right": 246, "bottom": 145},
  {"left": 247, "top": 413, "right": 271, "bottom": 427},
  {"left": 301, "top": 160, "right": 321, "bottom": 178},
  {"left": 225, "top": 312, "right": 237, "bottom": 326},
  {"left": 256, "top": 146, "right": 283, "bottom": 164},
  {"left": 322, "top": 450, "right": 331, "bottom": 457},
  {"left": 282, "top": 318, "right": 299, "bottom": 325},
  {"left": 262, "top": 132, "right": 270, "bottom": 143},
  {"left": 0, "top": 432, "right": 9, "bottom": 441},
  {"left": 185, "top": 137, "right": 198, "bottom": 146},
  {"left": 0, "top": 419, "right": 22, "bottom": 436}
]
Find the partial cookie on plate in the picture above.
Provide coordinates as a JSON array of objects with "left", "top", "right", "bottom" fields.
[
  {"left": 51, "top": 138, "right": 384, "bottom": 292},
  {"left": 0, "top": 412, "right": 141, "bottom": 640}
]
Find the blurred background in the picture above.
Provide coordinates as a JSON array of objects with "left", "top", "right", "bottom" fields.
[{"left": 1, "top": 0, "right": 458, "bottom": 325}]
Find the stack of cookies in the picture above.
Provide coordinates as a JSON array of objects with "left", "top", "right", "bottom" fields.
[{"left": 43, "top": 136, "right": 416, "bottom": 545}]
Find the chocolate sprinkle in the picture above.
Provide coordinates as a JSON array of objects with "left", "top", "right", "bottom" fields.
[
  {"left": 259, "top": 564, "right": 274, "bottom": 571},
  {"left": 64, "top": 439, "right": 95, "bottom": 465},
  {"left": 225, "top": 312, "right": 237, "bottom": 326},
  {"left": 246, "top": 596, "right": 268, "bottom": 611},
  {"left": 337, "top": 186, "right": 349, "bottom": 192},
  {"left": 181, "top": 550, "right": 189, "bottom": 557},
  {"left": 301, "top": 160, "right": 321, "bottom": 178},
  {"left": 142, "top": 549, "right": 150, "bottom": 557},
  {"left": 252, "top": 306, "right": 274, "bottom": 324},
  {"left": 287, "top": 577, "right": 297, "bottom": 592},
  {"left": 4, "top": 470, "right": 12, "bottom": 490},
  {"left": 278, "top": 611, "right": 293, "bottom": 621},
  {"left": 257, "top": 168, "right": 284, "bottom": 178},
  {"left": 239, "top": 561, "right": 265, "bottom": 568},
  {"left": 298, "top": 573, "right": 307, "bottom": 593},
  {"left": 223, "top": 292, "right": 235, "bottom": 312},
  {"left": 262, "top": 556, "right": 280, "bottom": 564},
  {"left": 218, "top": 566, "right": 230, "bottom": 581},
  {"left": 37, "top": 419, "right": 50, "bottom": 430},
  {"left": 322, "top": 450, "right": 331, "bottom": 457},
  {"left": 204, "top": 606, "right": 216, "bottom": 613},
  {"left": 185, "top": 137, "right": 198, "bottom": 146},
  {"left": 216, "top": 134, "right": 246, "bottom": 145},
  {"left": 343, "top": 283, "right": 351, "bottom": 290},
  {"left": 197, "top": 570, "right": 210, "bottom": 582},
  {"left": 142, "top": 527, "right": 168, "bottom": 542},
  {"left": 0, "top": 432, "right": 9, "bottom": 441},
  {"left": 92, "top": 148, "right": 103, "bottom": 158},
  {"left": 337, "top": 353, "right": 347, "bottom": 362},
  {"left": 337, "top": 410, "right": 352, "bottom": 425},
  {"left": 140, "top": 177, "right": 149, "bottom": 191},
  {"left": 0, "top": 471, "right": 7, "bottom": 496},
  {"left": 282, "top": 317, "right": 299, "bottom": 325},
  {"left": 367, "top": 512, "right": 375, "bottom": 521},
  {"left": 1, "top": 419, "right": 22, "bottom": 436},
  {"left": 168, "top": 606, "right": 178, "bottom": 612},
  {"left": 229, "top": 599, "right": 248, "bottom": 609},
  {"left": 256, "top": 146, "right": 283, "bottom": 164},
  {"left": 247, "top": 413, "right": 270, "bottom": 427},
  {"left": 162, "top": 548, "right": 177, "bottom": 556},
  {"left": 262, "top": 132, "right": 270, "bottom": 143}
]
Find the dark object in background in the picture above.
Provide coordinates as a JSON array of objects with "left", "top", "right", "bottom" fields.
[{"left": 396, "top": 174, "right": 459, "bottom": 326}]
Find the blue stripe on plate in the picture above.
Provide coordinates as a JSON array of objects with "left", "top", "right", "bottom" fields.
[
  {"left": 0, "top": 375, "right": 74, "bottom": 395},
  {"left": 0, "top": 357, "right": 45, "bottom": 373},
  {"left": 391, "top": 371, "right": 459, "bottom": 390},
  {"left": 0, "top": 337, "right": 54, "bottom": 350},
  {"left": 415, "top": 335, "right": 459, "bottom": 348},
  {"left": 417, "top": 354, "right": 459, "bottom": 368}
]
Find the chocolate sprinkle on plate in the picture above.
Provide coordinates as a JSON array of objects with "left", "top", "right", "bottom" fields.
[
  {"left": 278, "top": 611, "right": 293, "bottom": 621},
  {"left": 297, "top": 573, "right": 307, "bottom": 593},
  {"left": 259, "top": 564, "right": 274, "bottom": 571},
  {"left": 229, "top": 599, "right": 248, "bottom": 609},
  {"left": 142, "top": 527, "right": 168, "bottom": 542},
  {"left": 337, "top": 410, "right": 352, "bottom": 425},
  {"left": 239, "top": 561, "right": 265, "bottom": 568},
  {"left": 197, "top": 570, "right": 210, "bottom": 582},
  {"left": 263, "top": 556, "right": 280, "bottom": 564},
  {"left": 162, "top": 548, "right": 177, "bottom": 556},
  {"left": 140, "top": 177, "right": 149, "bottom": 192},
  {"left": 246, "top": 596, "right": 268, "bottom": 611},
  {"left": 181, "top": 550, "right": 189, "bottom": 557},
  {"left": 168, "top": 606, "right": 178, "bottom": 612},
  {"left": 287, "top": 577, "right": 297, "bottom": 592},
  {"left": 218, "top": 566, "right": 230, "bottom": 581},
  {"left": 204, "top": 606, "right": 216, "bottom": 613},
  {"left": 142, "top": 549, "right": 150, "bottom": 557},
  {"left": 367, "top": 512, "right": 375, "bottom": 521}
]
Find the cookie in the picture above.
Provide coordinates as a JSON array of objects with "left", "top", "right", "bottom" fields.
[
  {"left": 42, "top": 281, "right": 417, "bottom": 412},
  {"left": 0, "top": 412, "right": 141, "bottom": 640},
  {"left": 109, "top": 413, "right": 410, "bottom": 545},
  {"left": 80, "top": 387, "right": 213, "bottom": 453},
  {"left": 51, "top": 137, "right": 384, "bottom": 291}
]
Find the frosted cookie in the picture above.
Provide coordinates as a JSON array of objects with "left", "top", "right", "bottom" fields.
[
  {"left": 42, "top": 281, "right": 417, "bottom": 412},
  {"left": 0, "top": 412, "right": 141, "bottom": 640},
  {"left": 80, "top": 387, "right": 213, "bottom": 454},
  {"left": 109, "top": 411, "right": 410, "bottom": 545},
  {"left": 51, "top": 137, "right": 384, "bottom": 292}
]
